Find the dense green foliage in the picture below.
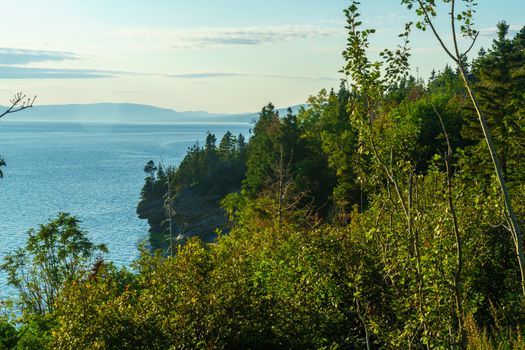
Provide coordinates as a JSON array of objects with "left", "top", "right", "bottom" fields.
[
  {"left": 465, "top": 22, "right": 525, "bottom": 184},
  {"left": 141, "top": 131, "right": 247, "bottom": 198},
  {"left": 174, "top": 131, "right": 247, "bottom": 195},
  {"left": 0, "top": 214, "right": 106, "bottom": 349},
  {"left": 136, "top": 131, "right": 248, "bottom": 248},
  {"left": 2, "top": 2, "right": 525, "bottom": 349},
  {"left": 1, "top": 213, "right": 107, "bottom": 316}
]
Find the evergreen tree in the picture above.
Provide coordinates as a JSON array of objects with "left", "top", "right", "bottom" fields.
[
  {"left": 144, "top": 160, "right": 157, "bottom": 181},
  {"left": 205, "top": 132, "right": 217, "bottom": 152},
  {"left": 218, "top": 131, "right": 236, "bottom": 159},
  {"left": 465, "top": 22, "right": 525, "bottom": 182},
  {"left": 243, "top": 103, "right": 281, "bottom": 197}
]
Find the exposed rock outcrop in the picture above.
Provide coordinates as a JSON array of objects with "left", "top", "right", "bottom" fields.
[{"left": 137, "top": 187, "right": 232, "bottom": 250}]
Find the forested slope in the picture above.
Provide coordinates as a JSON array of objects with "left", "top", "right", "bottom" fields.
[{"left": 1, "top": 2, "right": 525, "bottom": 349}]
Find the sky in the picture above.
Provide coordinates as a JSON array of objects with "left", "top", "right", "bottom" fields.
[{"left": 0, "top": 0, "right": 523, "bottom": 114}]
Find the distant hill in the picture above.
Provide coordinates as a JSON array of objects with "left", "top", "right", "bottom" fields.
[{"left": 0, "top": 103, "right": 308, "bottom": 124}]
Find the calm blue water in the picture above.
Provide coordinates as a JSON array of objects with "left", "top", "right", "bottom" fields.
[{"left": 0, "top": 121, "right": 251, "bottom": 300}]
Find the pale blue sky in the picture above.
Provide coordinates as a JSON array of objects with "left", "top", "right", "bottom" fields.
[{"left": 0, "top": 1, "right": 523, "bottom": 113}]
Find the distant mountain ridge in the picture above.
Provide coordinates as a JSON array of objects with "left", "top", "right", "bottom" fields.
[{"left": 1, "top": 102, "right": 307, "bottom": 124}]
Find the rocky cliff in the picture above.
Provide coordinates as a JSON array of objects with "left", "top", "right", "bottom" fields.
[{"left": 137, "top": 187, "right": 231, "bottom": 250}]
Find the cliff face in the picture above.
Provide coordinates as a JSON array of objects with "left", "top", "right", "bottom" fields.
[
  {"left": 137, "top": 187, "right": 231, "bottom": 250},
  {"left": 136, "top": 196, "right": 165, "bottom": 236},
  {"left": 170, "top": 188, "right": 229, "bottom": 242},
  {"left": 137, "top": 131, "right": 246, "bottom": 249}
]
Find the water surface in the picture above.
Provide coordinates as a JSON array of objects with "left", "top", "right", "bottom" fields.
[{"left": 0, "top": 121, "right": 251, "bottom": 299}]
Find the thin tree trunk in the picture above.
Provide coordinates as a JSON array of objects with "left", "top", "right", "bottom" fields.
[
  {"left": 416, "top": 0, "right": 525, "bottom": 297},
  {"left": 165, "top": 167, "right": 175, "bottom": 257},
  {"left": 434, "top": 105, "right": 465, "bottom": 348},
  {"left": 457, "top": 66, "right": 525, "bottom": 296}
]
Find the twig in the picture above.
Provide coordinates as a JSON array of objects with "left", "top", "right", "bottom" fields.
[{"left": 0, "top": 93, "right": 36, "bottom": 119}]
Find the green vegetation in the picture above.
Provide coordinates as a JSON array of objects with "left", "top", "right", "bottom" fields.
[
  {"left": 137, "top": 131, "right": 247, "bottom": 248},
  {"left": 0, "top": 213, "right": 106, "bottom": 349},
  {"left": 2, "top": 1, "right": 525, "bottom": 348}
]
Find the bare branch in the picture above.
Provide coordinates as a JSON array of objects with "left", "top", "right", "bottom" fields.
[
  {"left": 0, "top": 93, "right": 36, "bottom": 119},
  {"left": 463, "top": 31, "right": 479, "bottom": 57},
  {"left": 416, "top": 0, "right": 459, "bottom": 63},
  {"left": 451, "top": 0, "right": 478, "bottom": 61},
  {"left": 432, "top": 104, "right": 452, "bottom": 157},
  {"left": 450, "top": 0, "right": 462, "bottom": 59}
]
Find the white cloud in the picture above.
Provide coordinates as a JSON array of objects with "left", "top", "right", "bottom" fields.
[
  {"left": 166, "top": 72, "right": 336, "bottom": 81},
  {"left": 0, "top": 48, "right": 79, "bottom": 65},
  {"left": 0, "top": 65, "right": 113, "bottom": 79},
  {"left": 111, "top": 25, "right": 342, "bottom": 50},
  {"left": 478, "top": 24, "right": 523, "bottom": 38}
]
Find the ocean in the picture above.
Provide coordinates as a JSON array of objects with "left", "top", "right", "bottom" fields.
[{"left": 0, "top": 121, "right": 251, "bottom": 299}]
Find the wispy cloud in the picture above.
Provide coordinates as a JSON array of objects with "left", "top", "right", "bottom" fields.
[
  {"left": 0, "top": 48, "right": 78, "bottom": 65},
  {"left": 115, "top": 90, "right": 142, "bottom": 94},
  {"left": 166, "top": 72, "right": 337, "bottom": 81},
  {"left": 478, "top": 24, "right": 523, "bottom": 38},
  {"left": 0, "top": 65, "right": 113, "bottom": 79},
  {"left": 0, "top": 65, "right": 337, "bottom": 82},
  {"left": 0, "top": 48, "right": 102, "bottom": 79},
  {"left": 112, "top": 25, "right": 342, "bottom": 49},
  {"left": 167, "top": 72, "right": 243, "bottom": 79}
]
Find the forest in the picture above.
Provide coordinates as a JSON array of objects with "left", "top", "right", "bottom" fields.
[{"left": 1, "top": 1, "right": 525, "bottom": 349}]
